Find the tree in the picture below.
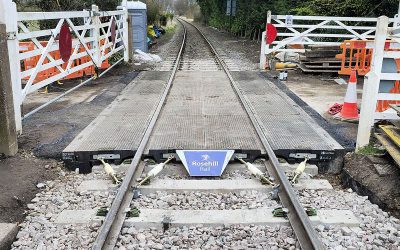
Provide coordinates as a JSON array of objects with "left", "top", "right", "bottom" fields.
[
  {"left": 34, "top": 0, "right": 120, "bottom": 11},
  {"left": 196, "top": 0, "right": 399, "bottom": 35},
  {"left": 174, "top": 0, "right": 189, "bottom": 15},
  {"left": 145, "top": 0, "right": 162, "bottom": 24}
]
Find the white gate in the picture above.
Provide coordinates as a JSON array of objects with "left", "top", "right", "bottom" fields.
[
  {"left": 0, "top": 0, "right": 130, "bottom": 132},
  {"left": 259, "top": 11, "right": 395, "bottom": 69},
  {"left": 357, "top": 16, "right": 400, "bottom": 148}
]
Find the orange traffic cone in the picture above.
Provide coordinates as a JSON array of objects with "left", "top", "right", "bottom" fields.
[{"left": 340, "top": 70, "right": 359, "bottom": 120}]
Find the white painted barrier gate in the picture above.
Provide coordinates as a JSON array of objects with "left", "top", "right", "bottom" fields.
[
  {"left": 0, "top": 0, "right": 130, "bottom": 132},
  {"left": 357, "top": 16, "right": 400, "bottom": 148},
  {"left": 259, "top": 11, "right": 394, "bottom": 69}
]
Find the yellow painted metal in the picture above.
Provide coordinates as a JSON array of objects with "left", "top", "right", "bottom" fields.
[
  {"left": 275, "top": 62, "right": 297, "bottom": 69},
  {"left": 379, "top": 125, "right": 400, "bottom": 148},
  {"left": 375, "top": 133, "right": 400, "bottom": 167}
]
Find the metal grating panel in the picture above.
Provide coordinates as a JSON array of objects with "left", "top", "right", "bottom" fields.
[
  {"left": 231, "top": 71, "right": 343, "bottom": 151},
  {"left": 63, "top": 71, "right": 169, "bottom": 154},
  {"left": 146, "top": 71, "right": 264, "bottom": 152}
]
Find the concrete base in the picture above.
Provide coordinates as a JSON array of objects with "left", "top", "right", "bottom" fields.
[
  {"left": 54, "top": 209, "right": 103, "bottom": 224},
  {"left": 144, "top": 162, "right": 318, "bottom": 177},
  {"left": 124, "top": 208, "right": 359, "bottom": 229},
  {"left": 139, "top": 178, "right": 332, "bottom": 195},
  {"left": 53, "top": 208, "right": 359, "bottom": 229},
  {"left": 293, "top": 179, "right": 333, "bottom": 190},
  {"left": 77, "top": 180, "right": 117, "bottom": 193},
  {"left": 280, "top": 163, "right": 319, "bottom": 176},
  {"left": 92, "top": 164, "right": 130, "bottom": 174},
  {"left": 0, "top": 223, "right": 18, "bottom": 250}
]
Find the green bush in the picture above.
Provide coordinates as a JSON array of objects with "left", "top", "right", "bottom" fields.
[
  {"left": 196, "top": 0, "right": 399, "bottom": 36},
  {"left": 36, "top": 0, "right": 120, "bottom": 11}
]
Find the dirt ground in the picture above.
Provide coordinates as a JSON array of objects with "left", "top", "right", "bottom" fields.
[{"left": 343, "top": 153, "right": 400, "bottom": 218}]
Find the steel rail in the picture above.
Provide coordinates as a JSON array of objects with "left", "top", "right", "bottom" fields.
[
  {"left": 179, "top": 18, "right": 325, "bottom": 250},
  {"left": 92, "top": 19, "right": 187, "bottom": 250}
]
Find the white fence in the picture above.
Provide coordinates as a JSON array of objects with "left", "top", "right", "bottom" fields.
[
  {"left": 259, "top": 11, "right": 395, "bottom": 69},
  {"left": 357, "top": 16, "right": 400, "bottom": 148},
  {"left": 0, "top": 0, "right": 129, "bottom": 132}
]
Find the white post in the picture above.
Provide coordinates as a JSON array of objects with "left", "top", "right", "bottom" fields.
[
  {"left": 122, "top": 7, "right": 130, "bottom": 62},
  {"left": 356, "top": 16, "right": 389, "bottom": 149},
  {"left": 259, "top": 11, "right": 271, "bottom": 70},
  {"left": 91, "top": 5, "right": 101, "bottom": 67},
  {"left": 259, "top": 31, "right": 266, "bottom": 69},
  {"left": 0, "top": 0, "right": 22, "bottom": 133}
]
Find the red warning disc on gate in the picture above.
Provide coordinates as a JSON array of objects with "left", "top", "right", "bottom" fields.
[
  {"left": 266, "top": 23, "right": 277, "bottom": 45},
  {"left": 111, "top": 18, "right": 116, "bottom": 45},
  {"left": 59, "top": 22, "right": 72, "bottom": 62}
]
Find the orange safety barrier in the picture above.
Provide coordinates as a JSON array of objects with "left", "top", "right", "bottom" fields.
[
  {"left": 336, "top": 40, "right": 373, "bottom": 76},
  {"left": 336, "top": 40, "right": 400, "bottom": 112},
  {"left": 99, "top": 39, "right": 111, "bottom": 70},
  {"left": 337, "top": 40, "right": 400, "bottom": 76},
  {"left": 20, "top": 39, "right": 111, "bottom": 83},
  {"left": 376, "top": 59, "right": 400, "bottom": 112},
  {"left": 337, "top": 40, "right": 400, "bottom": 112}
]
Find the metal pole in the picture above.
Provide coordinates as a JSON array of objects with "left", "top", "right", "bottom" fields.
[{"left": 0, "top": 22, "right": 18, "bottom": 156}]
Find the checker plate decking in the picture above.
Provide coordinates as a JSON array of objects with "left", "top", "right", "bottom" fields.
[
  {"left": 62, "top": 71, "right": 169, "bottom": 172},
  {"left": 63, "top": 70, "right": 343, "bottom": 173}
]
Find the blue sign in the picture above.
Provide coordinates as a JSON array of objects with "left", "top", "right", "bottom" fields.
[{"left": 176, "top": 150, "right": 234, "bottom": 176}]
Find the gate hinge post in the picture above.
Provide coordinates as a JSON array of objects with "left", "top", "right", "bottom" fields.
[{"left": 6, "top": 31, "right": 16, "bottom": 40}]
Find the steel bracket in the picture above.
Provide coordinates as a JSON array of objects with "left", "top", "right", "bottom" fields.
[{"left": 7, "top": 32, "right": 16, "bottom": 40}]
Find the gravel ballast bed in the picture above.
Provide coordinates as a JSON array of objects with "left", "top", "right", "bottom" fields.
[
  {"left": 11, "top": 169, "right": 116, "bottom": 249},
  {"left": 131, "top": 190, "right": 278, "bottom": 210},
  {"left": 148, "top": 170, "right": 259, "bottom": 180},
  {"left": 116, "top": 225, "right": 298, "bottom": 250},
  {"left": 300, "top": 189, "right": 400, "bottom": 249}
]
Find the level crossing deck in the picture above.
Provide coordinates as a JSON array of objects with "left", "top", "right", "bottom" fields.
[{"left": 63, "top": 70, "right": 343, "bottom": 173}]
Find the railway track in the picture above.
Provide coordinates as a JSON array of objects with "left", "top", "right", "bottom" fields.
[{"left": 91, "top": 18, "right": 324, "bottom": 250}]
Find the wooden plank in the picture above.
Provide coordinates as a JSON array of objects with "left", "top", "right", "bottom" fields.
[
  {"left": 380, "top": 125, "right": 400, "bottom": 148},
  {"left": 375, "top": 133, "right": 400, "bottom": 167}
]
